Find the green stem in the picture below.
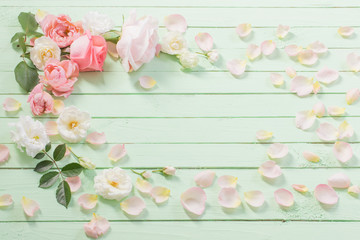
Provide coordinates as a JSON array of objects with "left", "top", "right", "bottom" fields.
[
  {"left": 131, "top": 169, "right": 144, "bottom": 176},
  {"left": 43, "top": 150, "right": 65, "bottom": 181},
  {"left": 152, "top": 169, "right": 163, "bottom": 173}
]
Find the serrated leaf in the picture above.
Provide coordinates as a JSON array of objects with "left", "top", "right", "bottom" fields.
[
  {"left": 18, "top": 12, "right": 38, "bottom": 34},
  {"left": 39, "top": 171, "right": 59, "bottom": 188},
  {"left": 53, "top": 144, "right": 66, "bottom": 161},
  {"left": 34, "top": 160, "right": 53, "bottom": 173},
  {"left": 61, "top": 163, "right": 83, "bottom": 177},
  {"left": 56, "top": 181, "right": 71, "bottom": 208},
  {"left": 34, "top": 152, "right": 45, "bottom": 159},
  {"left": 14, "top": 61, "right": 39, "bottom": 92},
  {"left": 45, "top": 142, "right": 51, "bottom": 152},
  {"left": 102, "top": 31, "right": 120, "bottom": 44},
  {"left": 10, "top": 32, "right": 25, "bottom": 43}
]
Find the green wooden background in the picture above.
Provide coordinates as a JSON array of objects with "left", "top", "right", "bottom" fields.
[{"left": 1, "top": 0, "right": 360, "bottom": 239}]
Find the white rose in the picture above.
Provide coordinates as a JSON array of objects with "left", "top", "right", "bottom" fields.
[
  {"left": 163, "top": 166, "right": 176, "bottom": 176},
  {"left": 207, "top": 50, "right": 219, "bottom": 64},
  {"left": 178, "top": 50, "right": 199, "bottom": 69},
  {"left": 94, "top": 167, "right": 132, "bottom": 200},
  {"left": 161, "top": 31, "right": 187, "bottom": 55},
  {"left": 56, "top": 106, "right": 91, "bottom": 143},
  {"left": 30, "top": 36, "right": 61, "bottom": 70},
  {"left": 82, "top": 11, "right": 114, "bottom": 35},
  {"left": 79, "top": 157, "right": 96, "bottom": 169},
  {"left": 10, "top": 116, "right": 49, "bottom": 158}
]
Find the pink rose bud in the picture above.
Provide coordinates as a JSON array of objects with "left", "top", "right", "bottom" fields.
[
  {"left": 163, "top": 166, "right": 176, "bottom": 176},
  {"left": 27, "top": 83, "right": 54, "bottom": 116},
  {"left": 142, "top": 171, "right": 152, "bottom": 179}
]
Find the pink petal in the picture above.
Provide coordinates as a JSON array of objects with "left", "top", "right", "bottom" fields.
[
  {"left": 120, "top": 196, "right": 146, "bottom": 216},
  {"left": 236, "top": 23, "right": 252, "bottom": 38},
  {"left": 84, "top": 213, "right": 110, "bottom": 239},
  {"left": 267, "top": 143, "right": 288, "bottom": 159},
  {"left": 195, "top": 32, "right": 213, "bottom": 52},
  {"left": 328, "top": 172, "right": 351, "bottom": 189},
  {"left": 0, "top": 194, "right": 13, "bottom": 206},
  {"left": 226, "top": 59, "right": 246, "bottom": 77},
  {"left": 21, "top": 196, "right": 40, "bottom": 217},
  {"left": 180, "top": 187, "right": 207, "bottom": 216},
  {"left": 312, "top": 102, "right": 326, "bottom": 118},
  {"left": 65, "top": 176, "right": 81, "bottom": 192},
  {"left": 194, "top": 170, "right": 216, "bottom": 188},
  {"left": 338, "top": 121, "right": 354, "bottom": 140},
  {"left": 333, "top": 141, "right": 353, "bottom": 163},
  {"left": 328, "top": 106, "right": 345, "bottom": 116},
  {"left": 164, "top": 14, "right": 187, "bottom": 33},
  {"left": 108, "top": 144, "right": 127, "bottom": 162},
  {"left": 308, "top": 41, "right": 328, "bottom": 54},
  {"left": 295, "top": 110, "right": 316, "bottom": 130},
  {"left": 135, "top": 177, "right": 153, "bottom": 195},
  {"left": 244, "top": 191, "right": 265, "bottom": 208},
  {"left": 276, "top": 24, "right": 290, "bottom": 39},
  {"left": 45, "top": 121, "right": 58, "bottom": 136},
  {"left": 338, "top": 26, "right": 354, "bottom": 37},
  {"left": 155, "top": 44, "right": 161, "bottom": 57},
  {"left": 285, "top": 67, "right": 297, "bottom": 78},
  {"left": 298, "top": 49, "right": 318, "bottom": 65},
  {"left": 218, "top": 187, "right": 241, "bottom": 208},
  {"left": 292, "top": 184, "right": 308, "bottom": 193},
  {"left": 290, "top": 75, "right": 314, "bottom": 97},
  {"left": 313, "top": 81, "right": 321, "bottom": 94},
  {"left": 217, "top": 175, "right": 238, "bottom": 188},
  {"left": 86, "top": 132, "right": 106, "bottom": 145},
  {"left": 3, "top": 98, "right": 21, "bottom": 111},
  {"left": 139, "top": 76, "right": 157, "bottom": 89},
  {"left": 150, "top": 186, "right": 170, "bottom": 204},
  {"left": 270, "top": 73, "right": 284, "bottom": 87},
  {"left": 256, "top": 130, "right": 273, "bottom": 141},
  {"left": 315, "top": 67, "right": 339, "bottom": 84},
  {"left": 302, "top": 151, "right": 320, "bottom": 163},
  {"left": 274, "top": 188, "right": 294, "bottom": 207},
  {"left": 347, "top": 52, "right": 360, "bottom": 72},
  {"left": 258, "top": 160, "right": 282, "bottom": 179},
  {"left": 285, "top": 45, "right": 302, "bottom": 57},
  {"left": 316, "top": 123, "right": 338, "bottom": 141},
  {"left": 78, "top": 194, "right": 98, "bottom": 210},
  {"left": 0, "top": 144, "right": 10, "bottom": 163},
  {"left": 261, "top": 40, "right": 276, "bottom": 56},
  {"left": 246, "top": 44, "right": 261, "bottom": 60},
  {"left": 52, "top": 99, "right": 64, "bottom": 115},
  {"left": 107, "top": 42, "right": 119, "bottom": 59},
  {"left": 346, "top": 88, "right": 360, "bottom": 105},
  {"left": 348, "top": 185, "right": 360, "bottom": 195},
  {"left": 314, "top": 184, "right": 338, "bottom": 205}
]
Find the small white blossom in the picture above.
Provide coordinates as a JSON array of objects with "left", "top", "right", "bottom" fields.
[
  {"left": 163, "top": 166, "right": 176, "bottom": 176},
  {"left": 142, "top": 171, "right": 152, "bottom": 179},
  {"left": 161, "top": 31, "right": 187, "bottom": 55},
  {"left": 178, "top": 50, "right": 199, "bottom": 69},
  {"left": 207, "top": 50, "right": 219, "bottom": 64},
  {"left": 82, "top": 11, "right": 114, "bottom": 35},
  {"left": 30, "top": 37, "right": 61, "bottom": 70},
  {"left": 79, "top": 157, "right": 96, "bottom": 169}
]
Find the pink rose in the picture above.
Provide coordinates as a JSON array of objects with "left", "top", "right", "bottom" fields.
[
  {"left": 40, "top": 14, "right": 83, "bottom": 48},
  {"left": 70, "top": 32, "right": 107, "bottom": 72},
  {"left": 40, "top": 59, "right": 79, "bottom": 98},
  {"left": 116, "top": 10, "right": 159, "bottom": 72},
  {"left": 27, "top": 83, "right": 54, "bottom": 116}
]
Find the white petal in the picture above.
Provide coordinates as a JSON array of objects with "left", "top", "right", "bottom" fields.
[
  {"left": 52, "top": 99, "right": 64, "bottom": 115},
  {"left": 285, "top": 67, "right": 297, "bottom": 78},
  {"left": 285, "top": 45, "right": 302, "bottom": 57},
  {"left": 258, "top": 160, "right": 282, "bottom": 179},
  {"left": 312, "top": 102, "right": 326, "bottom": 118},
  {"left": 194, "top": 170, "right": 216, "bottom": 188},
  {"left": 150, "top": 186, "right": 170, "bottom": 204},
  {"left": 347, "top": 52, "right": 360, "bottom": 72},
  {"left": 261, "top": 40, "right": 276, "bottom": 56},
  {"left": 302, "top": 151, "right": 320, "bottom": 163},
  {"left": 244, "top": 191, "right": 265, "bottom": 208},
  {"left": 0, "top": 194, "right": 13, "bottom": 206},
  {"left": 2, "top": 98, "right": 21, "bottom": 111},
  {"left": 328, "top": 172, "right": 351, "bottom": 189},
  {"left": 314, "top": 184, "right": 338, "bottom": 205},
  {"left": 295, "top": 110, "right": 316, "bottom": 130},
  {"left": 316, "top": 123, "right": 338, "bottom": 141},
  {"left": 256, "top": 130, "right": 273, "bottom": 141},
  {"left": 313, "top": 81, "right": 321, "bottom": 94},
  {"left": 246, "top": 44, "right": 261, "bottom": 60},
  {"left": 333, "top": 141, "right": 353, "bottom": 163},
  {"left": 217, "top": 175, "right": 237, "bottom": 188},
  {"left": 78, "top": 194, "right": 98, "bottom": 210},
  {"left": 276, "top": 24, "right": 290, "bottom": 39},
  {"left": 218, "top": 187, "right": 241, "bottom": 208},
  {"left": 227, "top": 59, "right": 246, "bottom": 77},
  {"left": 270, "top": 73, "right": 284, "bottom": 87},
  {"left": 139, "top": 76, "right": 157, "bottom": 89},
  {"left": 290, "top": 76, "right": 314, "bottom": 97},
  {"left": 108, "top": 144, "right": 127, "bottom": 162},
  {"left": 338, "top": 121, "right": 354, "bottom": 140},
  {"left": 236, "top": 23, "right": 252, "bottom": 38},
  {"left": 292, "top": 184, "right": 308, "bottom": 193},
  {"left": 195, "top": 32, "right": 213, "bottom": 52},
  {"left": 84, "top": 213, "right": 110, "bottom": 239},
  {"left": 267, "top": 143, "right": 288, "bottom": 159},
  {"left": 315, "top": 67, "right": 339, "bottom": 84},
  {"left": 338, "top": 26, "right": 354, "bottom": 37},
  {"left": 164, "top": 14, "right": 187, "bottom": 33},
  {"left": 135, "top": 178, "right": 153, "bottom": 195},
  {"left": 120, "top": 196, "right": 146, "bottom": 216},
  {"left": 298, "top": 49, "right": 318, "bottom": 65},
  {"left": 308, "top": 41, "right": 328, "bottom": 54},
  {"left": 346, "top": 88, "right": 360, "bottom": 105},
  {"left": 21, "top": 196, "right": 40, "bottom": 217},
  {"left": 180, "top": 187, "right": 207, "bottom": 216},
  {"left": 328, "top": 106, "right": 345, "bottom": 116},
  {"left": 348, "top": 185, "right": 360, "bottom": 195},
  {"left": 274, "top": 188, "right": 294, "bottom": 207},
  {"left": 65, "top": 176, "right": 81, "bottom": 192},
  {"left": 86, "top": 132, "right": 106, "bottom": 145}
]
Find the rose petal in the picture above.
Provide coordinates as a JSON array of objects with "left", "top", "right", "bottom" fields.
[
  {"left": 308, "top": 41, "right": 327, "bottom": 54},
  {"left": 155, "top": 44, "right": 161, "bottom": 57},
  {"left": 261, "top": 40, "right": 276, "bottom": 56},
  {"left": 290, "top": 75, "right": 314, "bottom": 97},
  {"left": 274, "top": 188, "right": 294, "bottom": 207},
  {"left": 180, "top": 187, "right": 207, "bottom": 216},
  {"left": 316, "top": 123, "right": 338, "bottom": 141},
  {"left": 256, "top": 130, "right": 273, "bottom": 141},
  {"left": 0, "top": 144, "right": 10, "bottom": 163},
  {"left": 348, "top": 185, "right": 360, "bottom": 195},
  {"left": 312, "top": 102, "right": 326, "bottom": 118},
  {"left": 347, "top": 52, "right": 360, "bottom": 72},
  {"left": 218, "top": 187, "right": 241, "bottom": 208},
  {"left": 135, "top": 177, "right": 153, "bottom": 195},
  {"left": 21, "top": 196, "right": 40, "bottom": 217},
  {"left": 236, "top": 23, "right": 252, "bottom": 38},
  {"left": 86, "top": 132, "right": 106, "bottom": 145},
  {"left": 217, "top": 175, "right": 238, "bottom": 188},
  {"left": 246, "top": 44, "right": 261, "bottom": 60},
  {"left": 328, "top": 172, "right": 351, "bottom": 189},
  {"left": 276, "top": 24, "right": 290, "bottom": 39},
  {"left": 45, "top": 121, "right": 58, "bottom": 136},
  {"left": 164, "top": 14, "right": 187, "bottom": 33},
  {"left": 285, "top": 45, "right": 302, "bottom": 57},
  {"left": 195, "top": 32, "right": 213, "bottom": 52},
  {"left": 78, "top": 194, "right": 98, "bottom": 210},
  {"left": 226, "top": 59, "right": 246, "bottom": 77},
  {"left": 65, "top": 176, "right": 81, "bottom": 192},
  {"left": 194, "top": 170, "right": 216, "bottom": 188},
  {"left": 52, "top": 99, "right": 64, "bottom": 115},
  {"left": 120, "top": 196, "right": 146, "bottom": 216},
  {"left": 328, "top": 106, "right": 345, "bottom": 116},
  {"left": 107, "top": 42, "right": 119, "bottom": 59},
  {"left": 84, "top": 213, "right": 110, "bottom": 239},
  {"left": 267, "top": 143, "right": 288, "bottom": 159},
  {"left": 285, "top": 67, "right": 297, "bottom": 78},
  {"left": 3, "top": 98, "right": 21, "bottom": 111},
  {"left": 314, "top": 184, "right": 338, "bottom": 205},
  {"left": 108, "top": 144, "right": 127, "bottom": 162},
  {"left": 270, "top": 73, "right": 284, "bottom": 87},
  {"left": 258, "top": 160, "right": 282, "bottom": 179},
  {"left": 298, "top": 49, "right": 318, "bottom": 65},
  {"left": 150, "top": 186, "right": 170, "bottom": 204},
  {"left": 338, "top": 121, "right": 354, "bottom": 140},
  {"left": 313, "top": 81, "right": 321, "bottom": 94},
  {"left": 295, "top": 110, "right": 316, "bottom": 130},
  {"left": 0, "top": 194, "right": 13, "bottom": 206},
  {"left": 315, "top": 67, "right": 339, "bottom": 84},
  {"left": 338, "top": 26, "right": 354, "bottom": 37},
  {"left": 292, "top": 184, "right": 308, "bottom": 193},
  {"left": 244, "top": 191, "right": 265, "bottom": 208},
  {"left": 302, "top": 151, "right": 320, "bottom": 163},
  {"left": 333, "top": 141, "right": 353, "bottom": 163},
  {"left": 346, "top": 88, "right": 360, "bottom": 105},
  {"left": 139, "top": 76, "right": 157, "bottom": 89}
]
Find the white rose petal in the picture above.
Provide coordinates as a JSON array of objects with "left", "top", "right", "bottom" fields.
[
  {"left": 30, "top": 36, "right": 60, "bottom": 70},
  {"left": 82, "top": 11, "right": 114, "bottom": 35},
  {"left": 178, "top": 50, "right": 199, "bottom": 69},
  {"left": 161, "top": 31, "right": 187, "bottom": 55}
]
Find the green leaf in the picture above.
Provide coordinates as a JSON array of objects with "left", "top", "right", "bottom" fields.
[
  {"left": 56, "top": 181, "right": 71, "bottom": 208},
  {"left": 18, "top": 12, "right": 38, "bottom": 34},
  {"left": 34, "top": 160, "right": 53, "bottom": 173},
  {"left": 32, "top": 32, "right": 44, "bottom": 38},
  {"left": 34, "top": 152, "right": 45, "bottom": 159},
  {"left": 18, "top": 36, "right": 26, "bottom": 53},
  {"left": 45, "top": 142, "right": 51, "bottom": 152},
  {"left": 61, "top": 163, "right": 83, "bottom": 177},
  {"left": 10, "top": 32, "right": 25, "bottom": 43},
  {"left": 53, "top": 144, "right": 66, "bottom": 162},
  {"left": 14, "top": 61, "right": 39, "bottom": 92},
  {"left": 39, "top": 171, "right": 59, "bottom": 188},
  {"left": 102, "top": 31, "right": 120, "bottom": 44}
]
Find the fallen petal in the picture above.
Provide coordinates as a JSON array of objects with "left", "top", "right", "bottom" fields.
[
  {"left": 194, "top": 170, "right": 216, "bottom": 188},
  {"left": 226, "top": 59, "right": 246, "bottom": 77},
  {"left": 236, "top": 23, "right": 252, "bottom": 38},
  {"left": 65, "top": 176, "right": 81, "bottom": 192},
  {"left": 292, "top": 184, "right": 308, "bottom": 193},
  {"left": 45, "top": 121, "right": 58, "bottom": 136},
  {"left": 21, "top": 196, "right": 40, "bottom": 217},
  {"left": 256, "top": 130, "right": 273, "bottom": 141},
  {"left": 120, "top": 196, "right": 146, "bottom": 216},
  {"left": 195, "top": 32, "right": 213, "bottom": 52},
  {"left": 86, "top": 132, "right": 106, "bottom": 145},
  {"left": 274, "top": 188, "right": 294, "bottom": 207},
  {"left": 0, "top": 194, "right": 13, "bottom": 206},
  {"left": 3, "top": 98, "right": 21, "bottom": 111},
  {"left": 217, "top": 175, "right": 238, "bottom": 188},
  {"left": 338, "top": 26, "right": 354, "bottom": 37},
  {"left": 348, "top": 185, "right": 360, "bottom": 195},
  {"left": 314, "top": 184, "right": 338, "bottom": 205},
  {"left": 316, "top": 123, "right": 338, "bottom": 141},
  {"left": 135, "top": 178, "right": 153, "bottom": 195},
  {"left": 164, "top": 14, "right": 187, "bottom": 33},
  {"left": 258, "top": 160, "right": 282, "bottom": 179},
  {"left": 139, "top": 76, "right": 157, "bottom": 89},
  {"left": 333, "top": 141, "right": 353, "bottom": 163},
  {"left": 244, "top": 191, "right": 265, "bottom": 208},
  {"left": 347, "top": 52, "right": 360, "bottom": 72},
  {"left": 295, "top": 110, "right": 316, "bottom": 130},
  {"left": 276, "top": 24, "right": 290, "bottom": 39},
  {"left": 308, "top": 41, "right": 328, "bottom": 54},
  {"left": 267, "top": 143, "right": 288, "bottom": 159},
  {"left": 285, "top": 67, "right": 297, "bottom": 78},
  {"left": 328, "top": 106, "right": 345, "bottom": 116},
  {"left": 246, "top": 44, "right": 261, "bottom": 60},
  {"left": 180, "top": 187, "right": 207, "bottom": 215},
  {"left": 298, "top": 49, "right": 318, "bottom": 65},
  {"left": 328, "top": 172, "right": 351, "bottom": 188},
  {"left": 313, "top": 81, "right": 321, "bottom": 94},
  {"left": 108, "top": 144, "right": 127, "bottom": 162},
  {"left": 218, "top": 187, "right": 241, "bottom": 208},
  {"left": 315, "top": 67, "right": 339, "bottom": 84},
  {"left": 78, "top": 194, "right": 98, "bottom": 210},
  {"left": 0, "top": 144, "right": 10, "bottom": 163},
  {"left": 303, "top": 151, "right": 320, "bottom": 163},
  {"left": 52, "top": 99, "right": 64, "bottom": 115},
  {"left": 270, "top": 73, "right": 284, "bottom": 87},
  {"left": 338, "top": 121, "right": 354, "bottom": 140},
  {"left": 84, "top": 213, "right": 110, "bottom": 239},
  {"left": 261, "top": 40, "right": 276, "bottom": 56},
  {"left": 285, "top": 45, "right": 302, "bottom": 57},
  {"left": 346, "top": 88, "right": 360, "bottom": 105},
  {"left": 312, "top": 102, "right": 326, "bottom": 118},
  {"left": 290, "top": 75, "right": 314, "bottom": 97},
  {"left": 150, "top": 186, "right": 170, "bottom": 204}
]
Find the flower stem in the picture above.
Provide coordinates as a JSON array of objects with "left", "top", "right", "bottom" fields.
[
  {"left": 131, "top": 169, "right": 144, "bottom": 176},
  {"left": 42, "top": 150, "right": 65, "bottom": 181},
  {"left": 68, "top": 146, "right": 80, "bottom": 160}
]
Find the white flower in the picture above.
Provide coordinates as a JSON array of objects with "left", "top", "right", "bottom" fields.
[
  {"left": 82, "top": 11, "right": 114, "bottom": 35},
  {"left": 178, "top": 50, "right": 199, "bottom": 69},
  {"left": 163, "top": 166, "right": 176, "bottom": 176},
  {"left": 10, "top": 116, "right": 49, "bottom": 157},
  {"left": 207, "top": 50, "right": 219, "bottom": 63},
  {"left": 30, "top": 36, "right": 61, "bottom": 70},
  {"left": 79, "top": 157, "right": 96, "bottom": 169},
  {"left": 94, "top": 167, "right": 132, "bottom": 200},
  {"left": 161, "top": 31, "right": 187, "bottom": 55},
  {"left": 56, "top": 106, "right": 91, "bottom": 143}
]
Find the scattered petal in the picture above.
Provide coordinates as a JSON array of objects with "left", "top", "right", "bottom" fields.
[
  {"left": 313, "top": 81, "right": 321, "bottom": 94},
  {"left": 314, "top": 184, "right": 338, "bottom": 205},
  {"left": 308, "top": 41, "right": 327, "bottom": 54},
  {"left": 303, "top": 151, "right": 320, "bottom": 163},
  {"left": 328, "top": 173, "right": 351, "bottom": 189},
  {"left": 274, "top": 188, "right": 294, "bottom": 207},
  {"left": 276, "top": 24, "right": 290, "bottom": 39},
  {"left": 316, "top": 123, "right": 338, "bottom": 141},
  {"left": 328, "top": 106, "right": 345, "bottom": 116},
  {"left": 246, "top": 44, "right": 261, "bottom": 60},
  {"left": 298, "top": 49, "right": 318, "bottom": 65},
  {"left": 194, "top": 170, "right": 216, "bottom": 188},
  {"left": 315, "top": 67, "right": 339, "bottom": 84},
  {"left": 346, "top": 88, "right": 360, "bottom": 105},
  {"left": 338, "top": 121, "right": 354, "bottom": 140},
  {"left": 195, "top": 32, "right": 213, "bottom": 52},
  {"left": 0, "top": 194, "right": 13, "bottom": 206},
  {"left": 256, "top": 130, "right": 273, "bottom": 141},
  {"left": 290, "top": 75, "right": 314, "bottom": 97},
  {"left": 164, "top": 14, "right": 187, "bottom": 33},
  {"left": 292, "top": 184, "right": 308, "bottom": 193},
  {"left": 180, "top": 187, "right": 207, "bottom": 216},
  {"left": 0, "top": 144, "right": 10, "bottom": 163},
  {"left": 338, "top": 26, "right": 354, "bottom": 37},
  {"left": 21, "top": 196, "right": 40, "bottom": 217},
  {"left": 285, "top": 67, "right": 297, "bottom": 78},
  {"left": 84, "top": 213, "right": 110, "bottom": 239},
  {"left": 150, "top": 186, "right": 170, "bottom": 204},
  {"left": 66, "top": 176, "right": 81, "bottom": 192},
  {"left": 45, "top": 121, "right": 58, "bottom": 136},
  {"left": 333, "top": 141, "right": 353, "bottom": 163},
  {"left": 258, "top": 160, "right": 282, "bottom": 179},
  {"left": 120, "top": 196, "right": 146, "bottom": 216},
  {"left": 347, "top": 52, "right": 360, "bottom": 72},
  {"left": 139, "top": 76, "right": 157, "bottom": 89},
  {"left": 218, "top": 187, "right": 241, "bottom": 208},
  {"left": 78, "top": 194, "right": 98, "bottom": 210},
  {"left": 244, "top": 191, "right": 265, "bottom": 208},
  {"left": 285, "top": 45, "right": 302, "bottom": 57},
  {"left": 3, "top": 98, "right": 21, "bottom": 111},
  {"left": 86, "top": 132, "right": 106, "bottom": 145},
  {"left": 267, "top": 143, "right": 288, "bottom": 159},
  {"left": 270, "top": 73, "right": 284, "bottom": 87},
  {"left": 348, "top": 185, "right": 360, "bottom": 195},
  {"left": 236, "top": 23, "right": 252, "bottom": 38},
  {"left": 108, "top": 144, "right": 127, "bottom": 162},
  {"left": 261, "top": 40, "right": 276, "bottom": 56},
  {"left": 312, "top": 102, "right": 326, "bottom": 118},
  {"left": 135, "top": 178, "right": 153, "bottom": 195},
  {"left": 52, "top": 99, "right": 64, "bottom": 115},
  {"left": 217, "top": 175, "right": 238, "bottom": 188},
  {"left": 226, "top": 59, "right": 246, "bottom": 77},
  {"left": 295, "top": 110, "right": 316, "bottom": 130}
]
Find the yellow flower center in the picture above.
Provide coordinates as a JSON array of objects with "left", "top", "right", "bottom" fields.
[
  {"left": 68, "top": 121, "right": 79, "bottom": 129},
  {"left": 108, "top": 180, "right": 119, "bottom": 188},
  {"left": 33, "top": 136, "right": 40, "bottom": 140}
]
